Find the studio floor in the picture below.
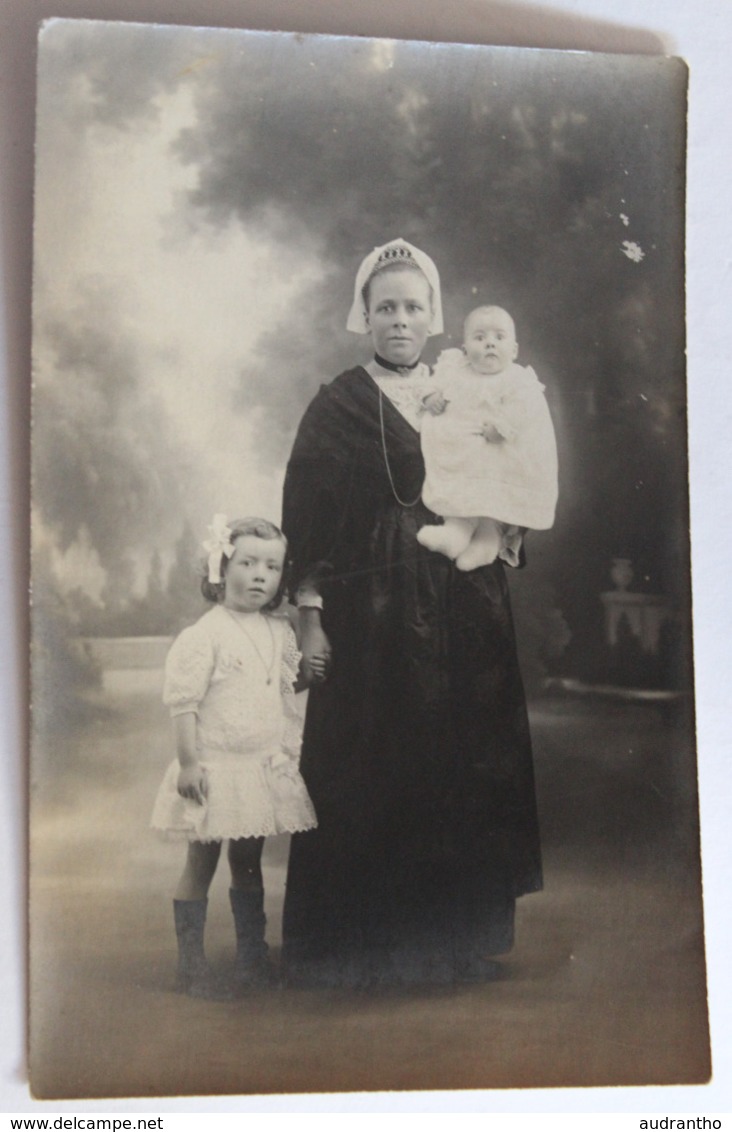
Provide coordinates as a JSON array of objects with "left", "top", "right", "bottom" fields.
[{"left": 29, "top": 670, "right": 710, "bottom": 1099}]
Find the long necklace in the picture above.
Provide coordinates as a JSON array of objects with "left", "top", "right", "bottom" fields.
[
  {"left": 224, "top": 608, "right": 276, "bottom": 685},
  {"left": 378, "top": 386, "right": 422, "bottom": 508}
]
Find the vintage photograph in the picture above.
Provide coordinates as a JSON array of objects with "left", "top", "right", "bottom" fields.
[{"left": 29, "top": 18, "right": 706, "bottom": 1097}]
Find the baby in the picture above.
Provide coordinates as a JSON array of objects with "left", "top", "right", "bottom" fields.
[{"left": 417, "top": 305, "right": 558, "bottom": 571}]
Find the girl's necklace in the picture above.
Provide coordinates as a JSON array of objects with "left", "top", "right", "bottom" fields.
[{"left": 224, "top": 608, "right": 276, "bottom": 685}]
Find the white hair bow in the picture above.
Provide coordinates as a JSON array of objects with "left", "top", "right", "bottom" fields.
[{"left": 202, "top": 514, "right": 235, "bottom": 584}]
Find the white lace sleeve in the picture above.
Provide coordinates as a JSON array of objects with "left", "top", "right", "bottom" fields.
[
  {"left": 279, "top": 622, "right": 305, "bottom": 762},
  {"left": 162, "top": 620, "right": 215, "bottom": 717}
]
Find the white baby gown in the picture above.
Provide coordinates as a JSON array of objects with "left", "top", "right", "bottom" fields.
[
  {"left": 151, "top": 605, "right": 317, "bottom": 842},
  {"left": 420, "top": 350, "right": 558, "bottom": 530}
]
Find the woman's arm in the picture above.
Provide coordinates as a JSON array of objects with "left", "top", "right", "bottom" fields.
[
  {"left": 286, "top": 603, "right": 329, "bottom": 689},
  {"left": 283, "top": 458, "right": 335, "bottom": 684},
  {"left": 283, "top": 386, "right": 356, "bottom": 684},
  {"left": 296, "top": 605, "right": 331, "bottom": 686}
]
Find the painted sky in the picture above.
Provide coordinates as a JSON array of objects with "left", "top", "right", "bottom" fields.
[{"left": 32, "top": 20, "right": 687, "bottom": 607}]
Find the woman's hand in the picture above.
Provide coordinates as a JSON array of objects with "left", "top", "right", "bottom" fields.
[
  {"left": 177, "top": 762, "right": 208, "bottom": 806},
  {"left": 299, "top": 611, "right": 332, "bottom": 686},
  {"left": 307, "top": 651, "right": 330, "bottom": 682}
]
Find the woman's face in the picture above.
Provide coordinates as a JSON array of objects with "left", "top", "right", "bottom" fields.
[{"left": 365, "top": 268, "right": 433, "bottom": 366}]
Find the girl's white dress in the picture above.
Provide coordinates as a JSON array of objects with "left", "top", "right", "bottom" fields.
[
  {"left": 420, "top": 349, "right": 559, "bottom": 530},
  {"left": 151, "top": 605, "right": 317, "bottom": 842}
]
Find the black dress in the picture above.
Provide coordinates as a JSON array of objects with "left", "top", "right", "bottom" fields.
[{"left": 281, "top": 366, "right": 542, "bottom": 986}]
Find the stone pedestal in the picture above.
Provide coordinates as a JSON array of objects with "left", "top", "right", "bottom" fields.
[{"left": 600, "top": 590, "right": 674, "bottom": 654}]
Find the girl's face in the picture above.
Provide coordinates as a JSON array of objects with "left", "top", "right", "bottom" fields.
[
  {"left": 365, "top": 269, "right": 433, "bottom": 366},
  {"left": 223, "top": 535, "right": 285, "bottom": 613}
]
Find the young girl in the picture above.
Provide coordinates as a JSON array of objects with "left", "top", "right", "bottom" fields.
[{"left": 151, "top": 515, "right": 319, "bottom": 997}]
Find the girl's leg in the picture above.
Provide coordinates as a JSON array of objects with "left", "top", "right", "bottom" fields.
[
  {"left": 228, "top": 837, "right": 271, "bottom": 989},
  {"left": 228, "top": 836, "right": 265, "bottom": 891},
  {"left": 455, "top": 517, "right": 503, "bottom": 571},
  {"left": 175, "top": 839, "right": 222, "bottom": 901},
  {"left": 172, "top": 840, "right": 224, "bottom": 997},
  {"left": 417, "top": 516, "right": 478, "bottom": 559}
]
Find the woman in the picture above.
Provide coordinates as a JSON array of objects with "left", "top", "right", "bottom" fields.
[{"left": 281, "top": 238, "right": 542, "bottom": 987}]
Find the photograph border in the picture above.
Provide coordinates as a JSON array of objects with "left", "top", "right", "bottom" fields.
[{"left": 2, "top": 0, "right": 731, "bottom": 1115}]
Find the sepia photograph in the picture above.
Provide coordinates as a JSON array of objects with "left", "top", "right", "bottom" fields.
[{"left": 28, "top": 16, "right": 707, "bottom": 1100}]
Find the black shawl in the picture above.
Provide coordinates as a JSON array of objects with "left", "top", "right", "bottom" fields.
[{"left": 282, "top": 367, "right": 542, "bottom": 985}]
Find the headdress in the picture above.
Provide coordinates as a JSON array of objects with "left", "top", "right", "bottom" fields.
[
  {"left": 346, "top": 238, "right": 444, "bottom": 336},
  {"left": 202, "top": 513, "right": 235, "bottom": 584}
]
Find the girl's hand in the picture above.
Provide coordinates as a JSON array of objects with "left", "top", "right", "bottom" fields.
[
  {"left": 177, "top": 762, "right": 208, "bottom": 806},
  {"left": 300, "top": 619, "right": 332, "bottom": 685}
]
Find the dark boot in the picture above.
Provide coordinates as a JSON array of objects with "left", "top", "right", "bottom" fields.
[
  {"left": 229, "top": 887, "right": 273, "bottom": 991},
  {"left": 173, "top": 898, "right": 227, "bottom": 999}
]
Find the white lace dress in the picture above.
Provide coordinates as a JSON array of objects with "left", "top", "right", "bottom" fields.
[{"left": 151, "top": 605, "right": 317, "bottom": 842}]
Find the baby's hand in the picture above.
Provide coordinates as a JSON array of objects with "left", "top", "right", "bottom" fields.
[
  {"left": 476, "top": 421, "right": 504, "bottom": 443},
  {"left": 423, "top": 391, "right": 449, "bottom": 415},
  {"left": 177, "top": 762, "right": 208, "bottom": 806}
]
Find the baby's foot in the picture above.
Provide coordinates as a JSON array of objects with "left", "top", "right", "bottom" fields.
[
  {"left": 417, "top": 524, "right": 453, "bottom": 556},
  {"left": 498, "top": 524, "right": 523, "bottom": 568},
  {"left": 455, "top": 523, "right": 502, "bottom": 571},
  {"left": 418, "top": 518, "right": 475, "bottom": 559},
  {"left": 455, "top": 543, "right": 499, "bottom": 571}
]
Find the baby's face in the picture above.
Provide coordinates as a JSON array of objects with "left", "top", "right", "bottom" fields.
[{"left": 463, "top": 307, "right": 518, "bottom": 375}]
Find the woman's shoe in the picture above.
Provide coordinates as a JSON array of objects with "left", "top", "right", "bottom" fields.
[{"left": 456, "top": 953, "right": 503, "bottom": 983}]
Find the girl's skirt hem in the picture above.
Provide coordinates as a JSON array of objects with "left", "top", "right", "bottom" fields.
[
  {"left": 151, "top": 819, "right": 317, "bottom": 843},
  {"left": 151, "top": 753, "right": 317, "bottom": 842}
]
